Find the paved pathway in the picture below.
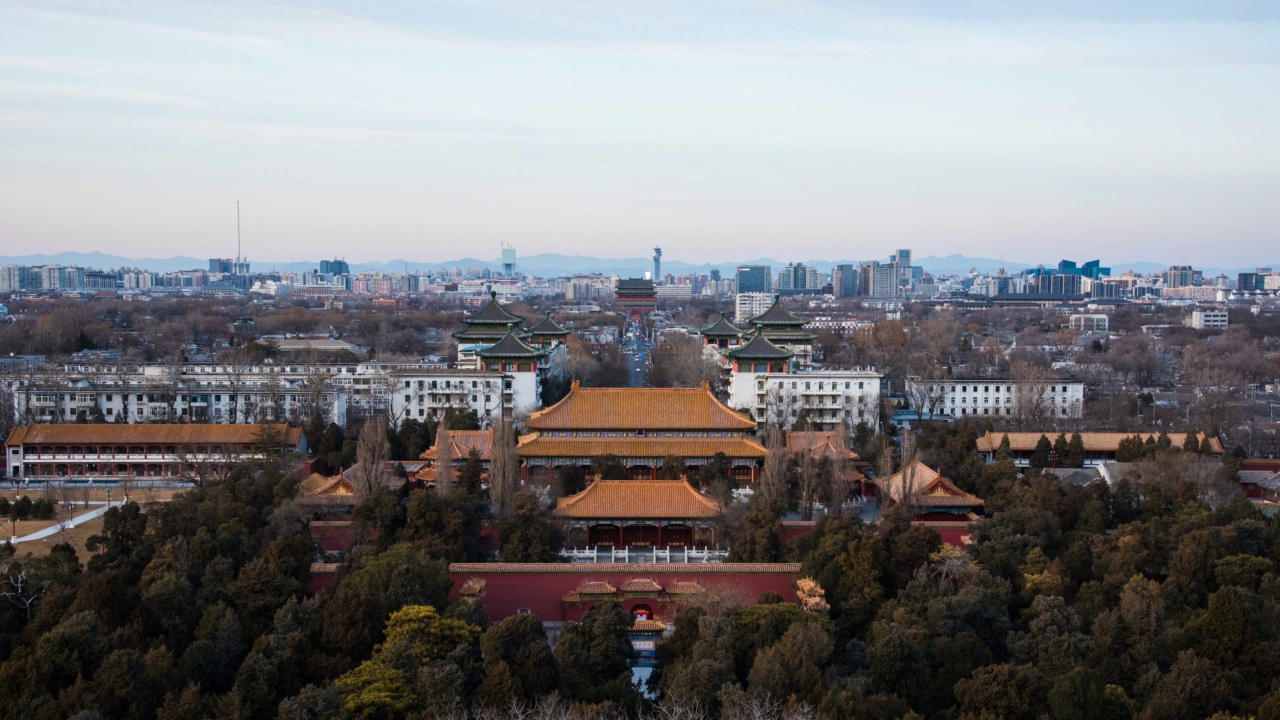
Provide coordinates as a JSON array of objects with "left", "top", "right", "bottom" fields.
[{"left": 10, "top": 501, "right": 123, "bottom": 544}]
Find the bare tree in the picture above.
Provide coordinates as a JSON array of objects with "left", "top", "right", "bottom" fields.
[
  {"left": 351, "top": 419, "right": 390, "bottom": 501},
  {"left": 488, "top": 418, "right": 518, "bottom": 515},
  {"left": 757, "top": 424, "right": 787, "bottom": 507},
  {"left": 434, "top": 422, "right": 455, "bottom": 495},
  {"left": 795, "top": 450, "right": 820, "bottom": 521},
  {"left": 0, "top": 560, "right": 50, "bottom": 621},
  {"left": 1010, "top": 360, "right": 1055, "bottom": 429}
]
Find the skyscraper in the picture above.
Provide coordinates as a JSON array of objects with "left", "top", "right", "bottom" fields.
[
  {"left": 736, "top": 265, "right": 772, "bottom": 294},
  {"left": 502, "top": 245, "right": 516, "bottom": 276}
]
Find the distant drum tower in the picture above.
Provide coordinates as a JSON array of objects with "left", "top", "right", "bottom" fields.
[{"left": 653, "top": 247, "right": 662, "bottom": 283}]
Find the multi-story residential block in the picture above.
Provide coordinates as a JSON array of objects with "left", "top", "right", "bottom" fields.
[
  {"left": 734, "top": 292, "right": 776, "bottom": 323},
  {"left": 1188, "top": 310, "right": 1229, "bottom": 330},
  {"left": 2, "top": 361, "right": 540, "bottom": 429},
  {"left": 904, "top": 377, "right": 1085, "bottom": 420},
  {"left": 4, "top": 423, "right": 305, "bottom": 481},
  {"left": 1069, "top": 314, "right": 1109, "bottom": 332},
  {"left": 730, "top": 370, "right": 882, "bottom": 432}
]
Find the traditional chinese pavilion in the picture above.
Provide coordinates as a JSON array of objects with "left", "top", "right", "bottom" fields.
[
  {"left": 876, "top": 460, "right": 983, "bottom": 546},
  {"left": 476, "top": 327, "right": 545, "bottom": 372},
  {"left": 725, "top": 332, "right": 794, "bottom": 374},
  {"left": 744, "top": 296, "right": 815, "bottom": 366},
  {"left": 522, "top": 313, "right": 571, "bottom": 349},
  {"left": 454, "top": 290, "right": 526, "bottom": 346},
  {"left": 700, "top": 313, "right": 744, "bottom": 350},
  {"left": 415, "top": 427, "right": 494, "bottom": 485},
  {"left": 517, "top": 383, "right": 767, "bottom": 483},
  {"left": 554, "top": 479, "right": 723, "bottom": 549},
  {"left": 787, "top": 430, "right": 869, "bottom": 495}
]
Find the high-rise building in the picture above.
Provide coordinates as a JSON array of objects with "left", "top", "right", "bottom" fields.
[
  {"left": 320, "top": 259, "right": 350, "bottom": 275},
  {"left": 863, "top": 261, "right": 900, "bottom": 297},
  {"left": 501, "top": 246, "right": 516, "bottom": 276},
  {"left": 653, "top": 247, "right": 662, "bottom": 283},
  {"left": 833, "top": 264, "right": 858, "bottom": 297},
  {"left": 736, "top": 265, "right": 772, "bottom": 294},
  {"left": 778, "top": 263, "right": 820, "bottom": 292},
  {"left": 1164, "top": 265, "right": 1194, "bottom": 289},
  {"left": 209, "top": 258, "right": 234, "bottom": 274}
]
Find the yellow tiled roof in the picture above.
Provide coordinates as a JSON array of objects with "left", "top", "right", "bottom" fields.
[
  {"left": 876, "top": 460, "right": 983, "bottom": 508},
  {"left": 517, "top": 433, "right": 767, "bottom": 459},
  {"left": 4, "top": 423, "right": 302, "bottom": 448},
  {"left": 555, "top": 480, "right": 723, "bottom": 519},
  {"left": 526, "top": 383, "right": 756, "bottom": 431},
  {"left": 786, "top": 431, "right": 859, "bottom": 461},
  {"left": 976, "top": 431, "right": 1225, "bottom": 455},
  {"left": 420, "top": 429, "right": 493, "bottom": 462},
  {"left": 621, "top": 577, "right": 664, "bottom": 593}
]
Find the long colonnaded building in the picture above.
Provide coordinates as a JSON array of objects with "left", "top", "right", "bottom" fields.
[
  {"left": 975, "top": 431, "right": 1225, "bottom": 467},
  {"left": 517, "top": 382, "right": 767, "bottom": 484},
  {"left": 5, "top": 423, "right": 305, "bottom": 481}
]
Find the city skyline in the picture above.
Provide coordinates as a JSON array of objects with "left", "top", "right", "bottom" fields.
[{"left": 2, "top": 2, "right": 1278, "bottom": 266}]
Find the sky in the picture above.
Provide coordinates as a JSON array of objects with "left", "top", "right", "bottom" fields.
[{"left": 1, "top": 0, "right": 1278, "bottom": 267}]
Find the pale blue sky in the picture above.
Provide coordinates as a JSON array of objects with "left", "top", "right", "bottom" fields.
[{"left": 1, "top": 1, "right": 1277, "bottom": 266}]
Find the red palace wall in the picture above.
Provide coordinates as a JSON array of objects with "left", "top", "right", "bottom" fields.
[
  {"left": 448, "top": 563, "right": 802, "bottom": 622},
  {"left": 309, "top": 522, "right": 354, "bottom": 554},
  {"left": 778, "top": 520, "right": 816, "bottom": 545}
]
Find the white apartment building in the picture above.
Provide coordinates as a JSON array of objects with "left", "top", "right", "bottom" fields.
[
  {"left": 3, "top": 361, "right": 542, "bottom": 429},
  {"left": 1069, "top": 314, "right": 1109, "bottom": 333},
  {"left": 1188, "top": 310, "right": 1229, "bottom": 330},
  {"left": 735, "top": 292, "right": 775, "bottom": 323},
  {"left": 729, "top": 369, "right": 882, "bottom": 432},
  {"left": 904, "top": 377, "right": 1085, "bottom": 420}
]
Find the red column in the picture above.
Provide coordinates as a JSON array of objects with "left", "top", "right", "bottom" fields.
[{"left": 657, "top": 524, "right": 663, "bottom": 548}]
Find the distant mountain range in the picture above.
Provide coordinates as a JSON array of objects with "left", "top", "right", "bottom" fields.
[{"left": 0, "top": 250, "right": 1269, "bottom": 279}]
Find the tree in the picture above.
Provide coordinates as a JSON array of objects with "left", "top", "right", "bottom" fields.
[
  {"left": 656, "top": 456, "right": 686, "bottom": 480},
  {"left": 380, "top": 605, "right": 480, "bottom": 663},
  {"left": 1032, "top": 435, "right": 1053, "bottom": 469},
  {"left": 433, "top": 423, "right": 455, "bottom": 494},
  {"left": 758, "top": 424, "right": 787, "bottom": 507},
  {"left": 334, "top": 658, "right": 416, "bottom": 718},
  {"left": 1139, "top": 651, "right": 1235, "bottom": 720},
  {"left": 499, "top": 493, "right": 563, "bottom": 562},
  {"left": 954, "top": 663, "right": 1042, "bottom": 720},
  {"left": 1066, "top": 432, "right": 1085, "bottom": 468},
  {"left": 590, "top": 454, "right": 627, "bottom": 479},
  {"left": 488, "top": 418, "right": 519, "bottom": 516},
  {"left": 352, "top": 419, "right": 390, "bottom": 501},
  {"left": 476, "top": 613, "right": 560, "bottom": 707},
  {"left": 1047, "top": 667, "right": 1109, "bottom": 720},
  {"left": 727, "top": 496, "right": 783, "bottom": 562},
  {"left": 747, "top": 621, "right": 834, "bottom": 706},
  {"left": 554, "top": 601, "right": 637, "bottom": 706}
]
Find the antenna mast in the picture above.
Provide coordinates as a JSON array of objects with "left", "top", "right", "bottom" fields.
[{"left": 236, "top": 201, "right": 241, "bottom": 264}]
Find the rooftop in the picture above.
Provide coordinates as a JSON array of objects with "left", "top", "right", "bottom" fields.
[
  {"left": 876, "top": 460, "right": 983, "bottom": 508},
  {"left": 526, "top": 383, "right": 756, "bottom": 432},
  {"left": 5, "top": 423, "right": 303, "bottom": 448},
  {"left": 555, "top": 480, "right": 723, "bottom": 519}
]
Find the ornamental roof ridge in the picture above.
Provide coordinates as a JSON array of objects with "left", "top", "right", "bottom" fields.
[
  {"left": 747, "top": 296, "right": 809, "bottom": 327},
  {"left": 462, "top": 290, "right": 526, "bottom": 326},
  {"left": 725, "top": 332, "right": 794, "bottom": 360}
]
